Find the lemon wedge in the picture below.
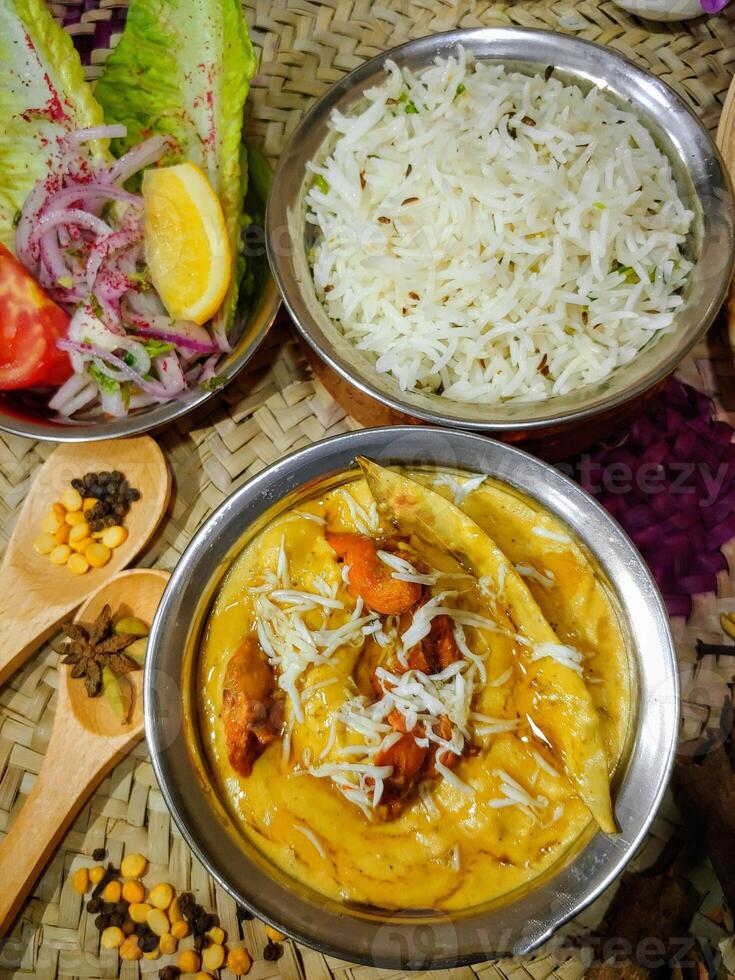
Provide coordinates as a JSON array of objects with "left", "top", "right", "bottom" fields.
[{"left": 142, "top": 162, "right": 231, "bottom": 326}]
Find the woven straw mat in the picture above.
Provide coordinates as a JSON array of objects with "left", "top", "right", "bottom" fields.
[{"left": 3, "top": 1, "right": 735, "bottom": 978}]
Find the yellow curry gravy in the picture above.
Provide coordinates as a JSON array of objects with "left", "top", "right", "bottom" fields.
[{"left": 197, "top": 469, "right": 631, "bottom": 911}]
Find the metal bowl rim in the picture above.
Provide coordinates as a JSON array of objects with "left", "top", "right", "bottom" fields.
[
  {"left": 266, "top": 25, "right": 735, "bottom": 432},
  {"left": 145, "top": 426, "right": 679, "bottom": 968},
  {"left": 0, "top": 241, "right": 281, "bottom": 441}
]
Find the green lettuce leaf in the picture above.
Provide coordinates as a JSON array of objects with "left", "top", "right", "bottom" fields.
[
  {"left": 95, "top": 0, "right": 258, "bottom": 339},
  {"left": 0, "top": 0, "right": 108, "bottom": 252},
  {"left": 88, "top": 363, "right": 121, "bottom": 394},
  {"left": 140, "top": 339, "right": 175, "bottom": 357}
]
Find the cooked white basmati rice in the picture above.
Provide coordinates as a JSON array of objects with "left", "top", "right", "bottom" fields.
[{"left": 306, "top": 49, "right": 694, "bottom": 405}]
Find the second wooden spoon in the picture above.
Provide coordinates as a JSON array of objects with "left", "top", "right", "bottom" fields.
[{"left": 0, "top": 567, "right": 169, "bottom": 937}]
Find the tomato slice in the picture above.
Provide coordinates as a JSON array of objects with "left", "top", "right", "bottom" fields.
[{"left": 0, "top": 244, "right": 72, "bottom": 390}]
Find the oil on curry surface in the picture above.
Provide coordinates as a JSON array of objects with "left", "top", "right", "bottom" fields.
[{"left": 197, "top": 461, "right": 631, "bottom": 911}]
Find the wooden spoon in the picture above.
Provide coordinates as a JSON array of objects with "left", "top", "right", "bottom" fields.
[
  {"left": 0, "top": 567, "right": 169, "bottom": 937},
  {"left": 0, "top": 437, "right": 170, "bottom": 686}
]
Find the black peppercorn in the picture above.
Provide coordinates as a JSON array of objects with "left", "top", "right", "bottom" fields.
[
  {"left": 92, "top": 847, "right": 106, "bottom": 861},
  {"left": 86, "top": 898, "right": 101, "bottom": 914},
  {"left": 177, "top": 892, "right": 197, "bottom": 926},
  {"left": 195, "top": 912, "right": 213, "bottom": 934},
  {"left": 114, "top": 901, "right": 128, "bottom": 916},
  {"left": 159, "top": 967, "right": 181, "bottom": 980},
  {"left": 139, "top": 932, "right": 159, "bottom": 953},
  {"left": 263, "top": 940, "right": 283, "bottom": 961},
  {"left": 100, "top": 901, "right": 115, "bottom": 915},
  {"left": 109, "top": 912, "right": 125, "bottom": 928},
  {"left": 94, "top": 913, "right": 111, "bottom": 931}
]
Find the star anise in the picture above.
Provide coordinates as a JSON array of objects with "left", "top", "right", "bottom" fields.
[{"left": 59, "top": 604, "right": 139, "bottom": 698}]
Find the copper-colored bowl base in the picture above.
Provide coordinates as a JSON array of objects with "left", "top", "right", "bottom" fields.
[{"left": 304, "top": 344, "right": 665, "bottom": 462}]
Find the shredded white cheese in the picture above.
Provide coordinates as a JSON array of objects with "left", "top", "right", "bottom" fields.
[
  {"left": 377, "top": 549, "right": 439, "bottom": 586},
  {"left": 488, "top": 769, "right": 549, "bottom": 817},
  {"left": 300, "top": 677, "right": 339, "bottom": 699},
  {"left": 531, "top": 748, "right": 560, "bottom": 779},
  {"left": 308, "top": 753, "right": 395, "bottom": 817},
  {"left": 432, "top": 472, "right": 487, "bottom": 505},
  {"left": 400, "top": 591, "right": 499, "bottom": 651},
  {"left": 339, "top": 489, "right": 380, "bottom": 536},
  {"left": 276, "top": 535, "right": 289, "bottom": 586},
  {"left": 294, "top": 822, "right": 327, "bottom": 858},
  {"left": 282, "top": 716, "right": 294, "bottom": 766},
  {"left": 515, "top": 563, "right": 556, "bottom": 589},
  {"left": 470, "top": 712, "right": 520, "bottom": 737},
  {"left": 419, "top": 780, "right": 440, "bottom": 819},
  {"left": 312, "top": 592, "right": 489, "bottom": 811},
  {"left": 252, "top": 548, "right": 381, "bottom": 722},
  {"left": 435, "top": 758, "right": 474, "bottom": 795},
  {"left": 283, "top": 511, "right": 327, "bottom": 526},
  {"left": 532, "top": 525, "right": 571, "bottom": 544},
  {"left": 488, "top": 666, "right": 513, "bottom": 687},
  {"left": 529, "top": 641, "right": 584, "bottom": 675},
  {"left": 268, "top": 589, "right": 343, "bottom": 611}
]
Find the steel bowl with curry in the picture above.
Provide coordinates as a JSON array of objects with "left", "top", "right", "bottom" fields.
[{"left": 197, "top": 457, "right": 630, "bottom": 912}]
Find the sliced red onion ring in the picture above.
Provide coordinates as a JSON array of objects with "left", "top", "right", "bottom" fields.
[
  {"left": 28, "top": 209, "right": 113, "bottom": 251},
  {"left": 39, "top": 227, "right": 72, "bottom": 286},
  {"left": 100, "top": 388, "right": 128, "bottom": 418},
  {"left": 154, "top": 351, "right": 186, "bottom": 394},
  {"left": 15, "top": 176, "right": 59, "bottom": 258},
  {"left": 58, "top": 383, "right": 99, "bottom": 418},
  {"left": 67, "top": 124, "right": 127, "bottom": 146},
  {"left": 57, "top": 339, "right": 172, "bottom": 399},
  {"left": 40, "top": 183, "right": 141, "bottom": 216},
  {"left": 17, "top": 187, "right": 140, "bottom": 268},
  {"left": 211, "top": 311, "right": 233, "bottom": 354},
  {"left": 198, "top": 353, "right": 221, "bottom": 384},
  {"left": 135, "top": 321, "right": 218, "bottom": 354},
  {"left": 123, "top": 290, "right": 168, "bottom": 320},
  {"left": 86, "top": 228, "right": 142, "bottom": 289},
  {"left": 105, "top": 135, "right": 168, "bottom": 186},
  {"left": 48, "top": 371, "right": 91, "bottom": 412}
]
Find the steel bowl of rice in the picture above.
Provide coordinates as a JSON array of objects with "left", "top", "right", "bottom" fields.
[{"left": 267, "top": 27, "right": 735, "bottom": 444}]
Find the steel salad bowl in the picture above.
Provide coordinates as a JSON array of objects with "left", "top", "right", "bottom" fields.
[
  {"left": 0, "top": 168, "right": 281, "bottom": 442},
  {"left": 145, "top": 427, "right": 678, "bottom": 969},
  {"left": 267, "top": 27, "right": 735, "bottom": 435}
]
